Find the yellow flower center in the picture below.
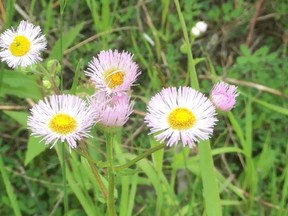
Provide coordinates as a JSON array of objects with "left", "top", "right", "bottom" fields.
[
  {"left": 104, "top": 69, "right": 124, "bottom": 89},
  {"left": 9, "top": 35, "right": 31, "bottom": 57},
  {"left": 168, "top": 108, "right": 196, "bottom": 130},
  {"left": 49, "top": 113, "right": 77, "bottom": 135}
]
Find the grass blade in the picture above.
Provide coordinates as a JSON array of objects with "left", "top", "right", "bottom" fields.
[
  {"left": 198, "top": 140, "right": 222, "bottom": 216},
  {"left": 0, "top": 150, "right": 22, "bottom": 216}
]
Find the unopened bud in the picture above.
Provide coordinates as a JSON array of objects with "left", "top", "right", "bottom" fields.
[
  {"left": 191, "top": 27, "right": 201, "bottom": 37},
  {"left": 195, "top": 21, "right": 208, "bottom": 33},
  {"left": 46, "top": 59, "right": 62, "bottom": 75},
  {"left": 191, "top": 21, "right": 208, "bottom": 37},
  {"left": 42, "top": 77, "right": 52, "bottom": 89}
]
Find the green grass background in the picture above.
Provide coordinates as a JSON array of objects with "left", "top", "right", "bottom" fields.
[{"left": 0, "top": 0, "right": 287, "bottom": 215}]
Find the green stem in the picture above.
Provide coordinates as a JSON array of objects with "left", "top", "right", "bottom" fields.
[
  {"left": 59, "top": 1, "right": 64, "bottom": 91},
  {"left": 62, "top": 143, "right": 68, "bottom": 215},
  {"left": 0, "top": 155, "right": 21, "bottom": 216},
  {"left": 174, "top": 0, "right": 199, "bottom": 90},
  {"left": 198, "top": 140, "right": 222, "bottom": 216},
  {"left": 106, "top": 134, "right": 115, "bottom": 216},
  {"left": 37, "top": 63, "right": 61, "bottom": 94},
  {"left": 78, "top": 142, "right": 108, "bottom": 200},
  {"left": 0, "top": 67, "right": 4, "bottom": 93},
  {"left": 114, "top": 143, "right": 167, "bottom": 172}
]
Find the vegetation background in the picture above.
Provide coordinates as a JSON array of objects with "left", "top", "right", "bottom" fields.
[{"left": 0, "top": 0, "right": 287, "bottom": 215}]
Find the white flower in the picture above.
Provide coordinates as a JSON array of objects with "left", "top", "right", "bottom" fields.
[
  {"left": 0, "top": 20, "right": 47, "bottom": 68},
  {"left": 145, "top": 87, "right": 217, "bottom": 148},
  {"left": 191, "top": 21, "right": 208, "bottom": 37},
  {"left": 195, "top": 21, "right": 208, "bottom": 33},
  {"left": 191, "top": 27, "right": 201, "bottom": 37},
  {"left": 27, "top": 95, "right": 97, "bottom": 151}
]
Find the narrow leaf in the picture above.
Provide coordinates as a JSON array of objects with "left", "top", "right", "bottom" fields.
[{"left": 49, "top": 22, "right": 84, "bottom": 60}]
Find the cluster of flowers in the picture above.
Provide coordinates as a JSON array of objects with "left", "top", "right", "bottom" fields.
[
  {"left": 26, "top": 49, "right": 139, "bottom": 151},
  {"left": 145, "top": 82, "right": 238, "bottom": 148},
  {"left": 0, "top": 21, "right": 238, "bottom": 151}
]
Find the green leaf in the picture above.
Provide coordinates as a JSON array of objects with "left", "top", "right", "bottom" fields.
[
  {"left": 240, "top": 44, "right": 251, "bottom": 56},
  {"left": 245, "top": 97, "right": 252, "bottom": 157},
  {"left": 253, "top": 97, "right": 288, "bottom": 116},
  {"left": 4, "top": 0, "right": 15, "bottom": 28},
  {"left": 24, "top": 136, "right": 47, "bottom": 166},
  {"left": 0, "top": 152, "right": 22, "bottom": 216},
  {"left": 236, "top": 56, "right": 248, "bottom": 65},
  {"left": 115, "top": 168, "right": 140, "bottom": 176},
  {"left": 249, "top": 56, "right": 259, "bottom": 64},
  {"left": 3, "top": 111, "right": 47, "bottom": 165},
  {"left": 194, "top": 57, "right": 206, "bottom": 65},
  {"left": 241, "top": 92, "right": 288, "bottom": 115},
  {"left": 199, "top": 140, "right": 222, "bottom": 216},
  {"left": 150, "top": 137, "right": 163, "bottom": 173},
  {"left": 0, "top": 70, "right": 42, "bottom": 100},
  {"left": 255, "top": 46, "right": 269, "bottom": 56},
  {"left": 70, "top": 59, "right": 84, "bottom": 94},
  {"left": 227, "top": 112, "right": 247, "bottom": 154},
  {"left": 59, "top": 0, "right": 68, "bottom": 14},
  {"left": 49, "top": 22, "right": 84, "bottom": 60},
  {"left": 3, "top": 111, "right": 28, "bottom": 126},
  {"left": 254, "top": 134, "right": 275, "bottom": 178}
]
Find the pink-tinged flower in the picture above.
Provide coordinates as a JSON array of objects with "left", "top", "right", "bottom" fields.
[
  {"left": 85, "top": 49, "right": 140, "bottom": 95},
  {"left": 90, "top": 92, "right": 133, "bottom": 128},
  {"left": 0, "top": 20, "right": 47, "bottom": 68},
  {"left": 145, "top": 87, "right": 217, "bottom": 148},
  {"left": 210, "top": 81, "right": 239, "bottom": 112},
  {"left": 27, "top": 95, "right": 97, "bottom": 151}
]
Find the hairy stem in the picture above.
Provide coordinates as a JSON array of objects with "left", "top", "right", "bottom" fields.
[{"left": 106, "top": 134, "right": 116, "bottom": 216}]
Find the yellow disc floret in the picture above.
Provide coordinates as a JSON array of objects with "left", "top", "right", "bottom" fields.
[
  {"left": 10, "top": 35, "right": 31, "bottom": 57},
  {"left": 168, "top": 108, "right": 196, "bottom": 130},
  {"left": 104, "top": 69, "right": 124, "bottom": 89},
  {"left": 49, "top": 113, "right": 77, "bottom": 135}
]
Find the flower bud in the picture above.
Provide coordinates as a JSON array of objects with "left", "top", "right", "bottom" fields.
[{"left": 46, "top": 59, "right": 62, "bottom": 75}]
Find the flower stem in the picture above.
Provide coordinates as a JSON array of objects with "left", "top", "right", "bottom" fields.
[
  {"left": 198, "top": 140, "right": 222, "bottom": 216},
  {"left": 78, "top": 142, "right": 108, "bottom": 200},
  {"left": 37, "top": 63, "right": 61, "bottom": 94},
  {"left": 106, "top": 134, "right": 116, "bottom": 216},
  {"left": 61, "top": 143, "right": 68, "bottom": 215},
  {"left": 114, "top": 143, "right": 166, "bottom": 172},
  {"left": 174, "top": 0, "right": 199, "bottom": 90},
  {"left": 59, "top": 0, "right": 65, "bottom": 91},
  {"left": 0, "top": 67, "right": 4, "bottom": 93}
]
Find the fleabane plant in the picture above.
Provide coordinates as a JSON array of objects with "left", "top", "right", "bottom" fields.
[
  {"left": 85, "top": 49, "right": 141, "bottom": 95},
  {"left": 0, "top": 20, "right": 47, "bottom": 68},
  {"left": 27, "top": 95, "right": 97, "bottom": 152},
  {"left": 1, "top": 17, "right": 242, "bottom": 216},
  {"left": 90, "top": 92, "right": 134, "bottom": 129},
  {"left": 145, "top": 86, "right": 217, "bottom": 148},
  {"left": 210, "top": 81, "right": 239, "bottom": 112}
]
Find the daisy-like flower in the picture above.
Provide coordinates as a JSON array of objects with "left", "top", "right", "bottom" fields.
[
  {"left": 145, "top": 87, "right": 217, "bottom": 148},
  {"left": 85, "top": 49, "right": 140, "bottom": 95},
  {"left": 210, "top": 81, "right": 239, "bottom": 112},
  {"left": 90, "top": 92, "right": 133, "bottom": 128},
  {"left": 0, "top": 20, "right": 47, "bottom": 68},
  {"left": 27, "top": 95, "right": 97, "bottom": 151}
]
